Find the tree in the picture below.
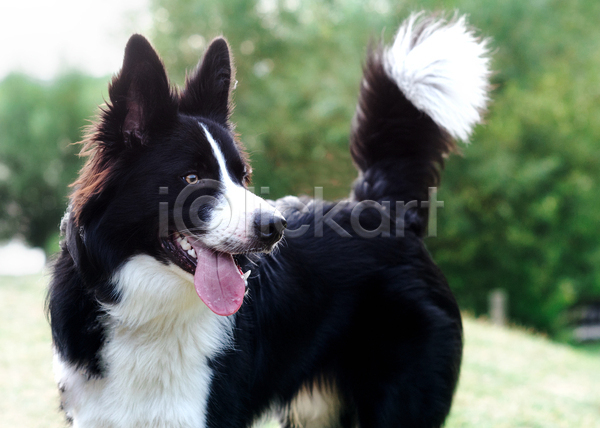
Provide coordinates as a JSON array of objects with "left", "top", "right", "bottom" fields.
[{"left": 0, "top": 73, "right": 106, "bottom": 250}]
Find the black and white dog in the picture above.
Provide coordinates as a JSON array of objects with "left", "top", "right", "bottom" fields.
[{"left": 48, "top": 13, "right": 490, "bottom": 428}]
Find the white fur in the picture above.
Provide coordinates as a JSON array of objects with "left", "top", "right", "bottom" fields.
[
  {"left": 384, "top": 13, "right": 491, "bottom": 141},
  {"left": 54, "top": 255, "right": 234, "bottom": 427},
  {"left": 287, "top": 381, "right": 342, "bottom": 428},
  {"left": 199, "top": 123, "right": 282, "bottom": 252}
]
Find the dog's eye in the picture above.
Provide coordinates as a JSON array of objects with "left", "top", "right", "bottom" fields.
[{"left": 184, "top": 173, "right": 199, "bottom": 185}]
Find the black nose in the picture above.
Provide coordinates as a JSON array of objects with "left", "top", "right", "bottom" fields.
[{"left": 254, "top": 212, "right": 287, "bottom": 245}]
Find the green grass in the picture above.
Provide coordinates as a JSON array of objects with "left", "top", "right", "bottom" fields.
[
  {"left": 0, "top": 274, "right": 63, "bottom": 428},
  {"left": 446, "top": 319, "right": 600, "bottom": 428},
  {"left": 2, "top": 274, "right": 599, "bottom": 428}
]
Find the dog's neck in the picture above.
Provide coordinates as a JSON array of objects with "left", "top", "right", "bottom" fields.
[{"left": 55, "top": 255, "right": 234, "bottom": 427}]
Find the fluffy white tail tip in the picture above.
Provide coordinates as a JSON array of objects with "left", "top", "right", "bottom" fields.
[{"left": 385, "top": 13, "right": 491, "bottom": 141}]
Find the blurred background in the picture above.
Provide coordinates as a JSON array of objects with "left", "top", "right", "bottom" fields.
[{"left": 1, "top": 0, "right": 600, "bottom": 426}]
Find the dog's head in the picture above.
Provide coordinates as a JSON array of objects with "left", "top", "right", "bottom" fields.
[{"left": 69, "top": 35, "right": 286, "bottom": 316}]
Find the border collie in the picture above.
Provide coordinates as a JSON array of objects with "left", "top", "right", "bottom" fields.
[{"left": 48, "top": 13, "right": 490, "bottom": 428}]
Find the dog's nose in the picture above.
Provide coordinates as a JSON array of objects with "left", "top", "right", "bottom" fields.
[{"left": 254, "top": 212, "right": 287, "bottom": 245}]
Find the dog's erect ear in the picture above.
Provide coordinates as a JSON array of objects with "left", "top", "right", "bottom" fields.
[
  {"left": 180, "top": 37, "right": 234, "bottom": 125},
  {"left": 105, "top": 34, "right": 177, "bottom": 146}
]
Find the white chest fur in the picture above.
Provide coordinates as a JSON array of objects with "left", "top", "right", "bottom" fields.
[{"left": 54, "top": 255, "right": 235, "bottom": 428}]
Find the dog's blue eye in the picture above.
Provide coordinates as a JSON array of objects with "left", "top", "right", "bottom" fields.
[{"left": 184, "top": 174, "right": 199, "bottom": 184}]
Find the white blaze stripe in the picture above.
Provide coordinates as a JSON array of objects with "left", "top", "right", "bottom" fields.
[
  {"left": 199, "top": 123, "right": 280, "bottom": 248},
  {"left": 200, "top": 123, "right": 237, "bottom": 187}
]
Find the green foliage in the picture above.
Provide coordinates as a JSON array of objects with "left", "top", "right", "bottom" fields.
[
  {"left": 147, "top": 0, "right": 600, "bottom": 334},
  {"left": 2, "top": 0, "right": 599, "bottom": 335},
  {"left": 149, "top": 0, "right": 407, "bottom": 199},
  {"left": 425, "top": 0, "right": 600, "bottom": 333},
  {"left": 0, "top": 73, "right": 106, "bottom": 249}
]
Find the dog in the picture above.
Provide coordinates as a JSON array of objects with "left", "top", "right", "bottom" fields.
[{"left": 47, "top": 13, "right": 490, "bottom": 428}]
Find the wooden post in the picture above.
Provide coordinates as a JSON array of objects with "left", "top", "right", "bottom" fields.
[{"left": 489, "top": 289, "right": 507, "bottom": 326}]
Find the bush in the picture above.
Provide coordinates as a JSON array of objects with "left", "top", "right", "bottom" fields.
[{"left": 0, "top": 73, "right": 106, "bottom": 250}]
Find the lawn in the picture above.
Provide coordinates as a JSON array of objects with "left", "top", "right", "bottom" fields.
[{"left": 1, "top": 274, "right": 599, "bottom": 428}]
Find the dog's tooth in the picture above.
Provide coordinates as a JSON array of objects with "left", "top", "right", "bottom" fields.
[
  {"left": 242, "top": 270, "right": 251, "bottom": 281},
  {"left": 181, "top": 240, "right": 191, "bottom": 251},
  {"left": 188, "top": 248, "right": 196, "bottom": 258}
]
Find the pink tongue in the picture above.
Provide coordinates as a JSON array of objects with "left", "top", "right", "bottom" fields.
[{"left": 191, "top": 241, "right": 246, "bottom": 316}]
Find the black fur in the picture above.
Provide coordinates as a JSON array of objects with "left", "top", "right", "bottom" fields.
[
  {"left": 209, "top": 200, "right": 462, "bottom": 427},
  {"left": 48, "top": 31, "right": 463, "bottom": 428}
]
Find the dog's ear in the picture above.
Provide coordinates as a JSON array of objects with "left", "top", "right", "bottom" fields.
[
  {"left": 105, "top": 34, "right": 177, "bottom": 147},
  {"left": 180, "top": 37, "right": 234, "bottom": 125}
]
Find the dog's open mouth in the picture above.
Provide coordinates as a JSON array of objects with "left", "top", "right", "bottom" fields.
[{"left": 161, "top": 232, "right": 250, "bottom": 316}]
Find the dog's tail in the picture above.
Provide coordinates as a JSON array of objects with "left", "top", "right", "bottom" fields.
[{"left": 350, "top": 13, "right": 490, "bottom": 234}]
